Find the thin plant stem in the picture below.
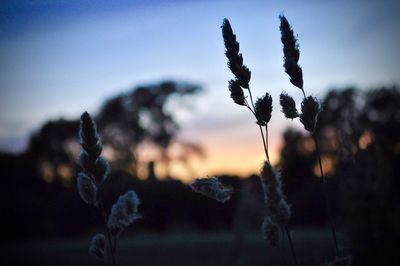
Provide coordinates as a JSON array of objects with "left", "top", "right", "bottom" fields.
[
  {"left": 301, "top": 89, "right": 306, "bottom": 99},
  {"left": 265, "top": 125, "right": 270, "bottom": 162},
  {"left": 100, "top": 208, "right": 117, "bottom": 266},
  {"left": 313, "top": 134, "right": 339, "bottom": 256},
  {"left": 279, "top": 228, "right": 289, "bottom": 266},
  {"left": 106, "top": 227, "right": 117, "bottom": 266},
  {"left": 284, "top": 226, "right": 299, "bottom": 266},
  {"left": 259, "top": 126, "right": 270, "bottom": 161},
  {"left": 113, "top": 235, "right": 117, "bottom": 253},
  {"left": 247, "top": 86, "right": 298, "bottom": 265},
  {"left": 246, "top": 86, "right": 256, "bottom": 110},
  {"left": 244, "top": 103, "right": 268, "bottom": 159}
]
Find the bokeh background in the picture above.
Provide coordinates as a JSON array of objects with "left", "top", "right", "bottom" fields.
[{"left": 1, "top": 0, "right": 400, "bottom": 265}]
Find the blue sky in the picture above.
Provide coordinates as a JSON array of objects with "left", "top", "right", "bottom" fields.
[{"left": 0, "top": 0, "right": 399, "bottom": 175}]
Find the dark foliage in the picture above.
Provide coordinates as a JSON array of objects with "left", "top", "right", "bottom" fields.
[
  {"left": 97, "top": 80, "right": 202, "bottom": 174},
  {"left": 1, "top": 86, "right": 399, "bottom": 249}
]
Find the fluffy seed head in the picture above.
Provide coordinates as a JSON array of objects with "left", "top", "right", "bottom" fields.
[
  {"left": 260, "top": 161, "right": 282, "bottom": 196},
  {"left": 279, "top": 15, "right": 304, "bottom": 92},
  {"left": 280, "top": 92, "right": 299, "bottom": 119},
  {"left": 88, "top": 233, "right": 106, "bottom": 259},
  {"left": 271, "top": 199, "right": 291, "bottom": 226},
  {"left": 93, "top": 157, "right": 110, "bottom": 183},
  {"left": 261, "top": 216, "right": 281, "bottom": 246},
  {"left": 79, "top": 150, "right": 94, "bottom": 173},
  {"left": 260, "top": 161, "right": 291, "bottom": 225},
  {"left": 255, "top": 93, "right": 273, "bottom": 126},
  {"left": 300, "top": 96, "right": 321, "bottom": 132},
  {"left": 78, "top": 111, "right": 110, "bottom": 184},
  {"left": 79, "top": 112, "right": 102, "bottom": 157},
  {"left": 190, "top": 176, "right": 233, "bottom": 203},
  {"left": 77, "top": 172, "right": 97, "bottom": 205},
  {"left": 222, "top": 18, "right": 251, "bottom": 89},
  {"left": 228, "top": 79, "right": 246, "bottom": 106},
  {"left": 107, "top": 190, "right": 141, "bottom": 237}
]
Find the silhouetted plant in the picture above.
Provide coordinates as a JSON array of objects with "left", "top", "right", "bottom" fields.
[
  {"left": 279, "top": 15, "right": 304, "bottom": 97},
  {"left": 278, "top": 14, "right": 340, "bottom": 258},
  {"left": 221, "top": 19, "right": 271, "bottom": 161},
  {"left": 77, "top": 112, "right": 141, "bottom": 266},
  {"left": 191, "top": 17, "right": 298, "bottom": 266},
  {"left": 190, "top": 176, "right": 234, "bottom": 203},
  {"left": 224, "top": 17, "right": 300, "bottom": 265}
]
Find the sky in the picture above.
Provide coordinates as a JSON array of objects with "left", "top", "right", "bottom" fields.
[{"left": 0, "top": 0, "right": 399, "bottom": 181}]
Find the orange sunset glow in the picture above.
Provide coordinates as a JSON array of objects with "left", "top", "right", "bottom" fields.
[{"left": 134, "top": 128, "right": 283, "bottom": 183}]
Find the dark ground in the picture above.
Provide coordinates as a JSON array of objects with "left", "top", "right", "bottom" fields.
[{"left": 2, "top": 227, "right": 346, "bottom": 266}]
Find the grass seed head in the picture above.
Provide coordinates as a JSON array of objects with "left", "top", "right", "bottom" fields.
[
  {"left": 255, "top": 92, "right": 273, "bottom": 126},
  {"left": 88, "top": 233, "right": 106, "bottom": 259},
  {"left": 300, "top": 96, "right": 321, "bottom": 132},
  {"left": 273, "top": 199, "right": 291, "bottom": 226},
  {"left": 79, "top": 150, "right": 94, "bottom": 174},
  {"left": 222, "top": 18, "right": 251, "bottom": 89},
  {"left": 260, "top": 161, "right": 282, "bottom": 193},
  {"left": 93, "top": 157, "right": 110, "bottom": 183},
  {"left": 79, "top": 112, "right": 102, "bottom": 157},
  {"left": 260, "top": 161, "right": 291, "bottom": 225},
  {"left": 280, "top": 92, "right": 299, "bottom": 119},
  {"left": 279, "top": 15, "right": 304, "bottom": 93},
  {"left": 261, "top": 216, "right": 281, "bottom": 246},
  {"left": 228, "top": 79, "right": 246, "bottom": 106},
  {"left": 77, "top": 172, "right": 98, "bottom": 205},
  {"left": 190, "top": 176, "right": 233, "bottom": 203},
  {"left": 107, "top": 190, "right": 141, "bottom": 237}
]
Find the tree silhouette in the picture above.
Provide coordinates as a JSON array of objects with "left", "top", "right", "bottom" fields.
[
  {"left": 21, "top": 80, "right": 203, "bottom": 181},
  {"left": 278, "top": 86, "right": 400, "bottom": 264},
  {"left": 97, "top": 80, "right": 203, "bottom": 176}
]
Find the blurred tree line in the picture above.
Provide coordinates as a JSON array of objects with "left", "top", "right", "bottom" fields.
[
  {"left": 279, "top": 86, "right": 400, "bottom": 265},
  {"left": 1, "top": 83, "right": 399, "bottom": 265}
]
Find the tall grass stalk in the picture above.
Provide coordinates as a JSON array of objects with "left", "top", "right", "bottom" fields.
[
  {"left": 314, "top": 135, "right": 339, "bottom": 255},
  {"left": 279, "top": 14, "right": 340, "bottom": 256},
  {"left": 105, "top": 225, "right": 116, "bottom": 266},
  {"left": 77, "top": 112, "right": 141, "bottom": 266},
  {"left": 221, "top": 18, "right": 299, "bottom": 266}
]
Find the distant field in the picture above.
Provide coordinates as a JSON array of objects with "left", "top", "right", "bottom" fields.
[{"left": 3, "top": 228, "right": 345, "bottom": 266}]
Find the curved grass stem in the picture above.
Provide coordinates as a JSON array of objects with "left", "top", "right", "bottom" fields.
[
  {"left": 278, "top": 236, "right": 289, "bottom": 266},
  {"left": 100, "top": 208, "right": 117, "bottom": 266},
  {"left": 248, "top": 85, "right": 297, "bottom": 265},
  {"left": 258, "top": 125, "right": 270, "bottom": 161},
  {"left": 284, "top": 226, "right": 299, "bottom": 266},
  {"left": 265, "top": 125, "right": 270, "bottom": 162},
  {"left": 314, "top": 134, "right": 339, "bottom": 256},
  {"left": 106, "top": 227, "right": 116, "bottom": 266}
]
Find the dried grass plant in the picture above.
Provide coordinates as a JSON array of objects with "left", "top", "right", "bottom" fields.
[
  {"left": 191, "top": 17, "right": 299, "bottom": 266},
  {"left": 77, "top": 112, "right": 141, "bottom": 266},
  {"left": 278, "top": 15, "right": 340, "bottom": 257},
  {"left": 190, "top": 14, "right": 354, "bottom": 266}
]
